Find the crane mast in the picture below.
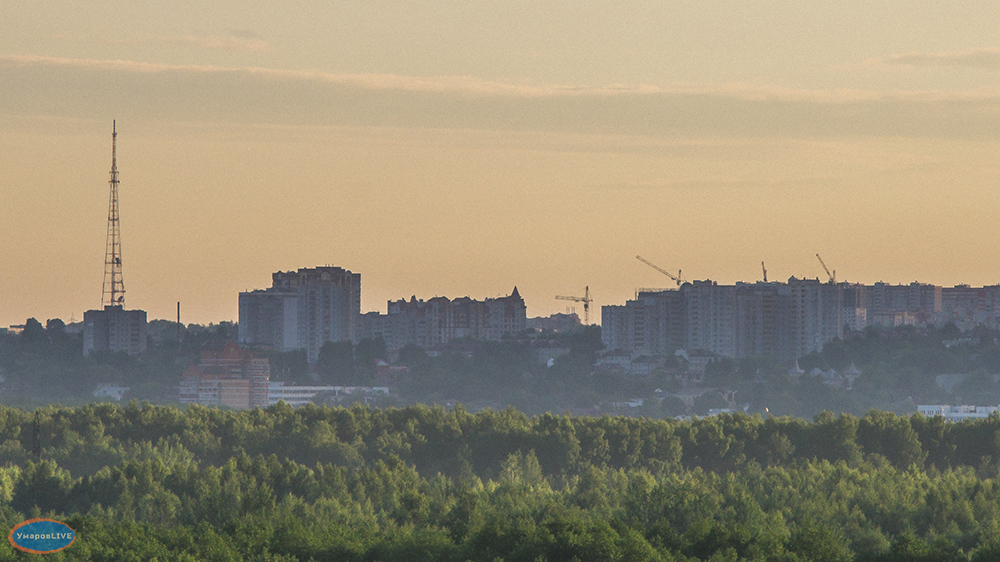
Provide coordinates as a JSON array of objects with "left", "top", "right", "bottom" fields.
[{"left": 555, "top": 286, "right": 592, "bottom": 325}]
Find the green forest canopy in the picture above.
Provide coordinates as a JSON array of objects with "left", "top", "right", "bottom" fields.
[{"left": 0, "top": 403, "right": 998, "bottom": 560}]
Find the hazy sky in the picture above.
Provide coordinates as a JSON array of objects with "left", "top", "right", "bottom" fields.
[{"left": 4, "top": 2, "right": 1000, "bottom": 327}]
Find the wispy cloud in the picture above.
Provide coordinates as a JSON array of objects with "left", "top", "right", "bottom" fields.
[
  {"left": 0, "top": 54, "right": 886, "bottom": 101},
  {"left": 167, "top": 34, "right": 271, "bottom": 53},
  {"left": 4, "top": 54, "right": 1000, "bottom": 140},
  {"left": 869, "top": 48, "right": 1000, "bottom": 69},
  {"left": 51, "top": 32, "right": 272, "bottom": 53}
]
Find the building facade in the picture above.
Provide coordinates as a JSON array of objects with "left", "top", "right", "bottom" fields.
[
  {"left": 238, "top": 289, "right": 299, "bottom": 351},
  {"left": 938, "top": 285, "right": 1000, "bottom": 328},
  {"left": 83, "top": 305, "right": 147, "bottom": 356},
  {"left": 787, "top": 277, "right": 842, "bottom": 357},
  {"left": 603, "top": 279, "right": 827, "bottom": 362},
  {"left": 179, "top": 341, "right": 270, "bottom": 409},
  {"left": 360, "top": 288, "right": 527, "bottom": 352},
  {"left": 239, "top": 266, "right": 361, "bottom": 363},
  {"left": 735, "top": 282, "right": 793, "bottom": 360},
  {"left": 604, "top": 277, "right": 1000, "bottom": 362}
]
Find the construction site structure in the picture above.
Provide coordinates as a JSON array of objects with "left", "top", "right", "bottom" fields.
[
  {"left": 636, "top": 255, "right": 685, "bottom": 286},
  {"left": 556, "top": 286, "right": 593, "bottom": 325}
]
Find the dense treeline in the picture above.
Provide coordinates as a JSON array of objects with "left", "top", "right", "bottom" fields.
[
  {"left": 1, "top": 403, "right": 1000, "bottom": 559},
  {"left": 0, "top": 318, "right": 241, "bottom": 405},
  {"left": 10, "top": 316, "right": 1000, "bottom": 418}
]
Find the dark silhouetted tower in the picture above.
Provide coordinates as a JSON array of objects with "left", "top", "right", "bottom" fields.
[
  {"left": 84, "top": 121, "right": 147, "bottom": 357},
  {"left": 102, "top": 120, "right": 125, "bottom": 307}
]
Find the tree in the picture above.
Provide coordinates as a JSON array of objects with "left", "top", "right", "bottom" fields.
[
  {"left": 354, "top": 337, "right": 387, "bottom": 381},
  {"left": 857, "top": 410, "right": 927, "bottom": 468},
  {"left": 317, "top": 341, "right": 355, "bottom": 384},
  {"left": 397, "top": 344, "right": 428, "bottom": 368},
  {"left": 21, "top": 318, "right": 46, "bottom": 344}
]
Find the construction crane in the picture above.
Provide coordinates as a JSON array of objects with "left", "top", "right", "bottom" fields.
[
  {"left": 556, "top": 286, "right": 593, "bottom": 325},
  {"left": 635, "top": 255, "right": 685, "bottom": 286},
  {"left": 762, "top": 262, "right": 768, "bottom": 283},
  {"left": 815, "top": 254, "right": 835, "bottom": 284}
]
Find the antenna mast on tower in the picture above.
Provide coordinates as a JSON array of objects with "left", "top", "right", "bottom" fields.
[{"left": 102, "top": 120, "right": 126, "bottom": 307}]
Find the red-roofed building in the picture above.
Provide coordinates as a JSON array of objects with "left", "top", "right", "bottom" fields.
[{"left": 180, "top": 342, "right": 270, "bottom": 409}]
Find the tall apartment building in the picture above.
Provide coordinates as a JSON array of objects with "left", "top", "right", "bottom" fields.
[
  {"left": 603, "top": 282, "right": 794, "bottom": 360},
  {"left": 179, "top": 341, "right": 270, "bottom": 409},
  {"left": 865, "top": 282, "right": 941, "bottom": 326},
  {"left": 238, "top": 288, "right": 298, "bottom": 351},
  {"left": 239, "top": 266, "right": 361, "bottom": 363},
  {"left": 684, "top": 281, "right": 737, "bottom": 357},
  {"left": 360, "top": 288, "right": 527, "bottom": 351},
  {"left": 735, "top": 282, "right": 793, "bottom": 360},
  {"left": 604, "top": 279, "right": 824, "bottom": 361},
  {"left": 937, "top": 285, "right": 1000, "bottom": 328},
  {"left": 840, "top": 283, "right": 868, "bottom": 332},
  {"left": 601, "top": 289, "right": 684, "bottom": 356},
  {"left": 787, "top": 277, "right": 842, "bottom": 357},
  {"left": 605, "top": 277, "right": 1000, "bottom": 362}
]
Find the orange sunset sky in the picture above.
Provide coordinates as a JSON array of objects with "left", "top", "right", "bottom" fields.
[{"left": 4, "top": 2, "right": 1000, "bottom": 327}]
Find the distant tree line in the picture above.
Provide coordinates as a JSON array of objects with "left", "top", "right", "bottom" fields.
[
  {"left": 10, "top": 317, "right": 1000, "bottom": 418},
  {"left": 0, "top": 403, "right": 997, "bottom": 559}
]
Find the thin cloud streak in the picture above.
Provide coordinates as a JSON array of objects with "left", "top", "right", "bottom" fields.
[
  {"left": 50, "top": 32, "right": 272, "bottom": 53},
  {"left": 0, "top": 54, "right": 935, "bottom": 101},
  {"left": 168, "top": 35, "right": 272, "bottom": 53},
  {"left": 5, "top": 54, "right": 1000, "bottom": 140},
  {"left": 869, "top": 48, "right": 1000, "bottom": 69}
]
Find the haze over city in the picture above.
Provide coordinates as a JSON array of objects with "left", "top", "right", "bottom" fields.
[{"left": 5, "top": 2, "right": 1000, "bottom": 327}]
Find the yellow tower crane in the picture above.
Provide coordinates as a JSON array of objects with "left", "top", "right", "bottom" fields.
[
  {"left": 815, "top": 254, "right": 836, "bottom": 284},
  {"left": 556, "top": 286, "right": 593, "bottom": 325},
  {"left": 636, "top": 255, "right": 686, "bottom": 286}
]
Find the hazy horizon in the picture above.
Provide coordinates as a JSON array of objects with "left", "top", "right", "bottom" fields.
[{"left": 5, "top": 2, "right": 1000, "bottom": 327}]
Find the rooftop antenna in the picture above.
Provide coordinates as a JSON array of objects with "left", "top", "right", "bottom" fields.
[{"left": 102, "top": 120, "right": 126, "bottom": 308}]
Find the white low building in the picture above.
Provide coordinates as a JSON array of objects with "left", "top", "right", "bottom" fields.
[
  {"left": 93, "top": 385, "right": 129, "bottom": 401},
  {"left": 268, "top": 382, "right": 389, "bottom": 407},
  {"left": 917, "top": 404, "right": 1000, "bottom": 421}
]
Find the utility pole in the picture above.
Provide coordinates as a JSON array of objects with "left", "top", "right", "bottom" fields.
[{"left": 31, "top": 411, "right": 40, "bottom": 463}]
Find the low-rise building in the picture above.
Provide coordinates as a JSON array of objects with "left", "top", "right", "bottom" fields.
[
  {"left": 268, "top": 382, "right": 389, "bottom": 407},
  {"left": 917, "top": 404, "right": 1000, "bottom": 421},
  {"left": 83, "top": 305, "right": 147, "bottom": 356},
  {"left": 92, "top": 385, "right": 129, "bottom": 401}
]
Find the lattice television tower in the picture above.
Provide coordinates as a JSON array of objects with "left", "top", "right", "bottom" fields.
[{"left": 101, "top": 120, "right": 126, "bottom": 307}]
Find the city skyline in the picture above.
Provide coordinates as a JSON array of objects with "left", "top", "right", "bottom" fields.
[{"left": 6, "top": 2, "right": 1000, "bottom": 327}]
